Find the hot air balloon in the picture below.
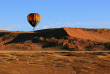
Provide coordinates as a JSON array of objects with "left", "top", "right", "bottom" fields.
[{"left": 27, "top": 13, "right": 41, "bottom": 30}]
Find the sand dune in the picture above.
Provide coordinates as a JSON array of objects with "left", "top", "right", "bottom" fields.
[
  {"left": 64, "top": 27, "right": 110, "bottom": 42},
  {"left": 0, "top": 27, "right": 110, "bottom": 51}
]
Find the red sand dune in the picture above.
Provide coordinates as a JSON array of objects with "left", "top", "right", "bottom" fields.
[
  {"left": 0, "top": 27, "right": 110, "bottom": 51},
  {"left": 64, "top": 27, "right": 110, "bottom": 42}
]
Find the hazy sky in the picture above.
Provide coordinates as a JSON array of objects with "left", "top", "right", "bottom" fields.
[{"left": 0, "top": 0, "right": 110, "bottom": 31}]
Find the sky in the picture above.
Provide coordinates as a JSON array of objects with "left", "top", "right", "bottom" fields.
[{"left": 0, "top": 0, "right": 110, "bottom": 31}]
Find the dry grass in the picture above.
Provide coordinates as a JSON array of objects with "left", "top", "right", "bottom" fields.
[{"left": 0, "top": 51, "right": 110, "bottom": 74}]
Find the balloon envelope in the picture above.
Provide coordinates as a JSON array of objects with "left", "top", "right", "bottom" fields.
[{"left": 27, "top": 13, "right": 41, "bottom": 28}]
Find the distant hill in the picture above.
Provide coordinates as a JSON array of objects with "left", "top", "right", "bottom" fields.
[{"left": 0, "top": 27, "right": 110, "bottom": 51}]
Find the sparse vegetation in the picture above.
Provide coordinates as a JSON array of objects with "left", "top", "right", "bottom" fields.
[
  {"left": 0, "top": 51, "right": 109, "bottom": 74},
  {"left": 0, "top": 27, "right": 110, "bottom": 51}
]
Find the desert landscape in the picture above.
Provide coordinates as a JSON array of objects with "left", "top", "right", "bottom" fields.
[
  {"left": 0, "top": 51, "right": 110, "bottom": 74},
  {"left": 0, "top": 27, "right": 110, "bottom": 74},
  {"left": 0, "top": 27, "right": 110, "bottom": 51},
  {"left": 0, "top": 0, "right": 110, "bottom": 74}
]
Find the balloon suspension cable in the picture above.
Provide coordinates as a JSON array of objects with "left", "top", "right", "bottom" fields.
[{"left": 33, "top": 27, "right": 35, "bottom": 30}]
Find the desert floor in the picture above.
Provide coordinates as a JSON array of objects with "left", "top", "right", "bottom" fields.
[{"left": 0, "top": 51, "right": 110, "bottom": 74}]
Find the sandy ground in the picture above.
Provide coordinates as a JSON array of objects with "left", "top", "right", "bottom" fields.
[{"left": 0, "top": 51, "right": 110, "bottom": 74}]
